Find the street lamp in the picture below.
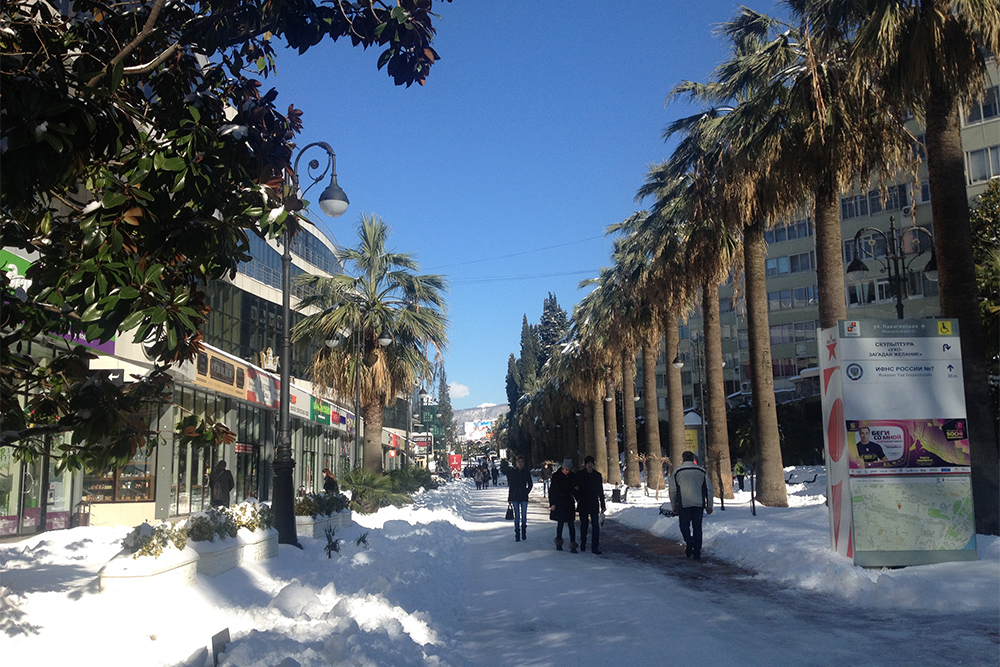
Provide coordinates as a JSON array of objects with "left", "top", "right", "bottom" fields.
[
  {"left": 846, "top": 215, "right": 937, "bottom": 319},
  {"left": 274, "top": 142, "right": 349, "bottom": 547},
  {"left": 672, "top": 337, "right": 707, "bottom": 464}
]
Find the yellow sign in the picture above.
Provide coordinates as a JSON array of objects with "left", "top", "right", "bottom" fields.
[
  {"left": 684, "top": 429, "right": 699, "bottom": 452},
  {"left": 937, "top": 321, "right": 953, "bottom": 335}
]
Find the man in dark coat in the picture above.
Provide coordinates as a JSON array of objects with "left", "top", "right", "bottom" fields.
[
  {"left": 548, "top": 458, "right": 579, "bottom": 553},
  {"left": 209, "top": 460, "right": 235, "bottom": 507},
  {"left": 577, "top": 455, "right": 607, "bottom": 554},
  {"left": 506, "top": 455, "right": 533, "bottom": 542}
]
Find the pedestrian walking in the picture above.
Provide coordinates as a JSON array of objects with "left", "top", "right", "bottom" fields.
[
  {"left": 732, "top": 458, "right": 748, "bottom": 492},
  {"left": 474, "top": 467, "right": 483, "bottom": 490},
  {"left": 577, "top": 455, "right": 606, "bottom": 554},
  {"left": 491, "top": 464, "right": 499, "bottom": 487},
  {"left": 670, "top": 450, "right": 713, "bottom": 560},
  {"left": 541, "top": 462, "right": 552, "bottom": 497},
  {"left": 506, "top": 455, "right": 533, "bottom": 542},
  {"left": 549, "top": 458, "right": 578, "bottom": 553},
  {"left": 322, "top": 468, "right": 339, "bottom": 495},
  {"left": 209, "top": 460, "right": 235, "bottom": 507}
]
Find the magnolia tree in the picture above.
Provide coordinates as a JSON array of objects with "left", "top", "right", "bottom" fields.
[{"left": 0, "top": 0, "right": 449, "bottom": 470}]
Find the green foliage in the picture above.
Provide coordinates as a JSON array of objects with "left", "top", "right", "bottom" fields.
[
  {"left": 295, "top": 492, "right": 349, "bottom": 518},
  {"left": 121, "top": 522, "right": 187, "bottom": 559},
  {"left": 341, "top": 468, "right": 412, "bottom": 514},
  {"left": 183, "top": 507, "right": 238, "bottom": 543},
  {"left": 323, "top": 526, "right": 340, "bottom": 559},
  {"left": 538, "top": 293, "right": 569, "bottom": 369},
  {"left": 227, "top": 499, "right": 275, "bottom": 532},
  {"left": 1, "top": 0, "right": 448, "bottom": 470},
  {"left": 388, "top": 466, "right": 439, "bottom": 494},
  {"left": 436, "top": 367, "right": 456, "bottom": 451}
]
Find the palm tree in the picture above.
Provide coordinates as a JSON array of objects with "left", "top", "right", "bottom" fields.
[
  {"left": 292, "top": 214, "right": 448, "bottom": 473},
  {"left": 816, "top": 0, "right": 1000, "bottom": 536}
]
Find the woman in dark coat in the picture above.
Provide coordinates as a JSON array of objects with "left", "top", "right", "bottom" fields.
[
  {"left": 548, "top": 458, "right": 579, "bottom": 553},
  {"left": 506, "top": 455, "right": 533, "bottom": 542}
]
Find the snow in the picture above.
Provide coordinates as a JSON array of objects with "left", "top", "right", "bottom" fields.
[{"left": 1, "top": 466, "right": 997, "bottom": 666}]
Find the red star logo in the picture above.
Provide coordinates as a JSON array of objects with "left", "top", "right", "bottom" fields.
[{"left": 826, "top": 337, "right": 837, "bottom": 360}]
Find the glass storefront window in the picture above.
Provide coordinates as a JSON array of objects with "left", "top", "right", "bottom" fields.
[{"left": 82, "top": 451, "right": 155, "bottom": 503}]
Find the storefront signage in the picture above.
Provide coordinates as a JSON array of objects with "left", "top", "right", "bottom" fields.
[{"left": 820, "top": 319, "right": 976, "bottom": 567}]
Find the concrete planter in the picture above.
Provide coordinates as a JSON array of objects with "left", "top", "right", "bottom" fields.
[
  {"left": 99, "top": 546, "right": 198, "bottom": 592},
  {"left": 294, "top": 514, "right": 334, "bottom": 539},
  {"left": 239, "top": 527, "right": 278, "bottom": 563},
  {"left": 295, "top": 512, "right": 352, "bottom": 538},
  {"left": 188, "top": 538, "right": 242, "bottom": 577}
]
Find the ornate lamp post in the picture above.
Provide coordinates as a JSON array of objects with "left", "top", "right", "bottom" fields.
[
  {"left": 274, "top": 142, "right": 349, "bottom": 547},
  {"left": 846, "top": 215, "right": 938, "bottom": 319}
]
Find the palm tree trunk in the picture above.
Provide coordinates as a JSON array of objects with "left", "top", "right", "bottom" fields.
[
  {"left": 581, "top": 402, "right": 594, "bottom": 465},
  {"left": 622, "top": 350, "right": 641, "bottom": 487},
  {"left": 642, "top": 338, "right": 664, "bottom": 493},
  {"left": 744, "top": 220, "right": 788, "bottom": 507},
  {"left": 590, "top": 396, "right": 605, "bottom": 470},
  {"left": 665, "top": 314, "right": 686, "bottom": 470},
  {"left": 815, "top": 169, "right": 847, "bottom": 329},
  {"left": 601, "top": 376, "right": 616, "bottom": 480},
  {"left": 703, "top": 278, "right": 734, "bottom": 500},
  {"left": 604, "top": 374, "right": 631, "bottom": 484},
  {"left": 925, "top": 90, "right": 1000, "bottom": 535},
  {"left": 362, "top": 400, "right": 384, "bottom": 473}
]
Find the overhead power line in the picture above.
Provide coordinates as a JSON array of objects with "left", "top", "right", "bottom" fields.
[{"left": 427, "top": 234, "right": 605, "bottom": 270}]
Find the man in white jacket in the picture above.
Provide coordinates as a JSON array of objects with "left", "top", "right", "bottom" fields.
[{"left": 670, "top": 450, "right": 713, "bottom": 560}]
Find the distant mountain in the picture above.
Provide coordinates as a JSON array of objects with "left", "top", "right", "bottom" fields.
[{"left": 454, "top": 404, "right": 508, "bottom": 425}]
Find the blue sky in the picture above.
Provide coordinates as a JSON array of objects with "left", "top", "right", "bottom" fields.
[{"left": 271, "top": 1, "right": 776, "bottom": 410}]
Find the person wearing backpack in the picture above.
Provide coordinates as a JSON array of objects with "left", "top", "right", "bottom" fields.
[
  {"left": 670, "top": 451, "right": 713, "bottom": 560},
  {"left": 209, "top": 460, "right": 235, "bottom": 507}
]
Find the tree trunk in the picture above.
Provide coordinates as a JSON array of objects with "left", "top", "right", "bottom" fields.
[
  {"left": 590, "top": 396, "right": 605, "bottom": 471},
  {"left": 925, "top": 89, "right": 999, "bottom": 535},
  {"left": 362, "top": 400, "right": 384, "bottom": 473},
  {"left": 703, "top": 278, "right": 734, "bottom": 500},
  {"left": 601, "top": 376, "right": 616, "bottom": 480},
  {"left": 744, "top": 220, "right": 788, "bottom": 507},
  {"left": 643, "top": 339, "right": 664, "bottom": 493},
  {"left": 665, "top": 315, "right": 686, "bottom": 470},
  {"left": 814, "top": 169, "right": 847, "bottom": 330},
  {"left": 622, "top": 350, "right": 640, "bottom": 487}
]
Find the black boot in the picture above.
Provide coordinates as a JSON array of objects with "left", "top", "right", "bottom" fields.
[
  {"left": 569, "top": 542, "right": 579, "bottom": 554},
  {"left": 515, "top": 530, "right": 520, "bottom": 542},
  {"left": 555, "top": 537, "right": 564, "bottom": 551},
  {"left": 520, "top": 527, "right": 526, "bottom": 540}
]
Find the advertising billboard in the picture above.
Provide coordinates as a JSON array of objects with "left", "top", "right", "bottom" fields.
[{"left": 820, "top": 319, "right": 976, "bottom": 567}]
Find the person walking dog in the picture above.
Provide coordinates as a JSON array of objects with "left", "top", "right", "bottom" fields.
[{"left": 670, "top": 450, "right": 713, "bottom": 560}]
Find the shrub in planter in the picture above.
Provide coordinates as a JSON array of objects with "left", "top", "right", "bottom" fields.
[
  {"left": 183, "top": 508, "right": 237, "bottom": 543},
  {"left": 226, "top": 498, "right": 274, "bottom": 532},
  {"left": 295, "top": 492, "right": 349, "bottom": 518},
  {"left": 341, "top": 468, "right": 411, "bottom": 514},
  {"left": 121, "top": 522, "right": 187, "bottom": 559}
]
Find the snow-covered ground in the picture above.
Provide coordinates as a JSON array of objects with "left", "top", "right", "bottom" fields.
[{"left": 1, "top": 466, "right": 997, "bottom": 666}]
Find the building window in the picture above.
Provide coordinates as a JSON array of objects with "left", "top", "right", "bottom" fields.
[
  {"left": 920, "top": 180, "right": 931, "bottom": 203},
  {"left": 967, "top": 145, "right": 1000, "bottom": 184},
  {"left": 840, "top": 194, "right": 869, "bottom": 220},
  {"left": 867, "top": 184, "right": 907, "bottom": 214},
  {"left": 965, "top": 86, "right": 999, "bottom": 124}
]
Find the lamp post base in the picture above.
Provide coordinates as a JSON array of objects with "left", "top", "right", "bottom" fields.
[{"left": 271, "top": 458, "right": 302, "bottom": 549}]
